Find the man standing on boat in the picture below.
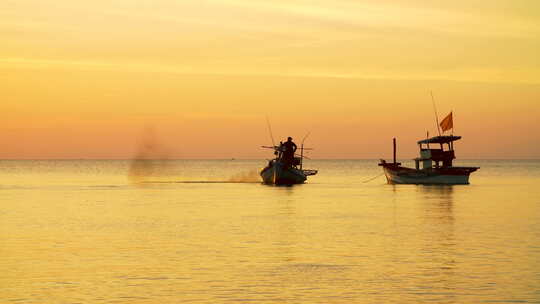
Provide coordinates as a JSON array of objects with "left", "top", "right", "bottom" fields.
[{"left": 282, "top": 137, "right": 297, "bottom": 167}]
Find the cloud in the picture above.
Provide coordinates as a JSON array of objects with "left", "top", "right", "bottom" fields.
[
  {"left": 208, "top": 0, "right": 540, "bottom": 39},
  {"left": 2, "top": 56, "right": 539, "bottom": 85},
  {"left": 1, "top": 1, "right": 539, "bottom": 85}
]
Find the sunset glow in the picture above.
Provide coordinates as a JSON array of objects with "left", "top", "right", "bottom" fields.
[{"left": 2, "top": 0, "right": 539, "bottom": 159}]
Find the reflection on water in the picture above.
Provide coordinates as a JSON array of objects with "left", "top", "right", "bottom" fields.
[
  {"left": 416, "top": 186, "right": 457, "bottom": 304},
  {"left": 1, "top": 160, "right": 539, "bottom": 303},
  {"left": 276, "top": 197, "right": 298, "bottom": 264},
  {"left": 418, "top": 185, "right": 455, "bottom": 223}
]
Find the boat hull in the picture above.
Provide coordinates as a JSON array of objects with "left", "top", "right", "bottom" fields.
[
  {"left": 260, "top": 162, "right": 307, "bottom": 185},
  {"left": 381, "top": 165, "right": 478, "bottom": 185}
]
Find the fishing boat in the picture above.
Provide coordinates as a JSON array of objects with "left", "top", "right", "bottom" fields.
[
  {"left": 378, "top": 136, "right": 479, "bottom": 184},
  {"left": 260, "top": 138, "right": 317, "bottom": 185},
  {"left": 379, "top": 97, "right": 479, "bottom": 185}
]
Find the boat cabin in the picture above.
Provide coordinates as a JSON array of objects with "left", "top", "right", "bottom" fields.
[{"left": 415, "top": 135, "right": 460, "bottom": 170}]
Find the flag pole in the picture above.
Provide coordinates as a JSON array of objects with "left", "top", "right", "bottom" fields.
[
  {"left": 430, "top": 91, "right": 442, "bottom": 136},
  {"left": 451, "top": 110, "right": 454, "bottom": 151}
]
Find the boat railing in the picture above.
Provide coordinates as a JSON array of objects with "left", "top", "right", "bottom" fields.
[{"left": 302, "top": 169, "right": 318, "bottom": 176}]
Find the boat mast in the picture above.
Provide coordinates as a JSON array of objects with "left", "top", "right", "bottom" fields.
[
  {"left": 300, "top": 144, "right": 304, "bottom": 170},
  {"left": 393, "top": 138, "right": 397, "bottom": 165},
  {"left": 430, "top": 91, "right": 442, "bottom": 136}
]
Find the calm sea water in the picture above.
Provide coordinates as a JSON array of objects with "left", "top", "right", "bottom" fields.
[{"left": 1, "top": 159, "right": 539, "bottom": 303}]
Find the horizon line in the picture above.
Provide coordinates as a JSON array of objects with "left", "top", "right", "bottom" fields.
[{"left": 0, "top": 158, "right": 539, "bottom": 161}]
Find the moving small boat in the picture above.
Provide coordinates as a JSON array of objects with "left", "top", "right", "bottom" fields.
[
  {"left": 378, "top": 136, "right": 479, "bottom": 185},
  {"left": 260, "top": 141, "right": 317, "bottom": 185}
]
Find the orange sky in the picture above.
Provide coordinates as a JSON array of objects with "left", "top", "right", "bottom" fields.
[{"left": 1, "top": 0, "right": 539, "bottom": 159}]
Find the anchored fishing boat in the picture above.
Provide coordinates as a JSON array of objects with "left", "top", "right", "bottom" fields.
[
  {"left": 379, "top": 136, "right": 479, "bottom": 185},
  {"left": 379, "top": 106, "right": 479, "bottom": 185},
  {"left": 260, "top": 135, "right": 317, "bottom": 185}
]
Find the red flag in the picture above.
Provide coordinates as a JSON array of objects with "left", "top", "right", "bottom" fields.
[{"left": 439, "top": 112, "right": 453, "bottom": 132}]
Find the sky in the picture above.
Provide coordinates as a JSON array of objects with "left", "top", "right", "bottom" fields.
[{"left": 1, "top": 0, "right": 539, "bottom": 159}]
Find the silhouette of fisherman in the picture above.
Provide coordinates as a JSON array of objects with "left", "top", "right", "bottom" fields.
[{"left": 281, "top": 137, "right": 297, "bottom": 167}]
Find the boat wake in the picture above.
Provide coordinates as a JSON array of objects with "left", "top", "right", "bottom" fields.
[
  {"left": 134, "top": 169, "right": 262, "bottom": 184},
  {"left": 141, "top": 180, "right": 261, "bottom": 184}
]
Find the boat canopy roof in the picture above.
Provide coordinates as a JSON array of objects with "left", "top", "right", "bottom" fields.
[{"left": 417, "top": 135, "right": 461, "bottom": 144}]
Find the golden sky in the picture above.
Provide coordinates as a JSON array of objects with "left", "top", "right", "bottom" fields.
[{"left": 1, "top": 0, "right": 539, "bottom": 159}]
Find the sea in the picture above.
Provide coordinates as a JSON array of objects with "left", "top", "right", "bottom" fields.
[{"left": 1, "top": 159, "right": 539, "bottom": 303}]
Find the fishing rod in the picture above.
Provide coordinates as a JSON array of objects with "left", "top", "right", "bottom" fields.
[
  {"left": 265, "top": 115, "right": 276, "bottom": 148},
  {"left": 300, "top": 131, "right": 311, "bottom": 170}
]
